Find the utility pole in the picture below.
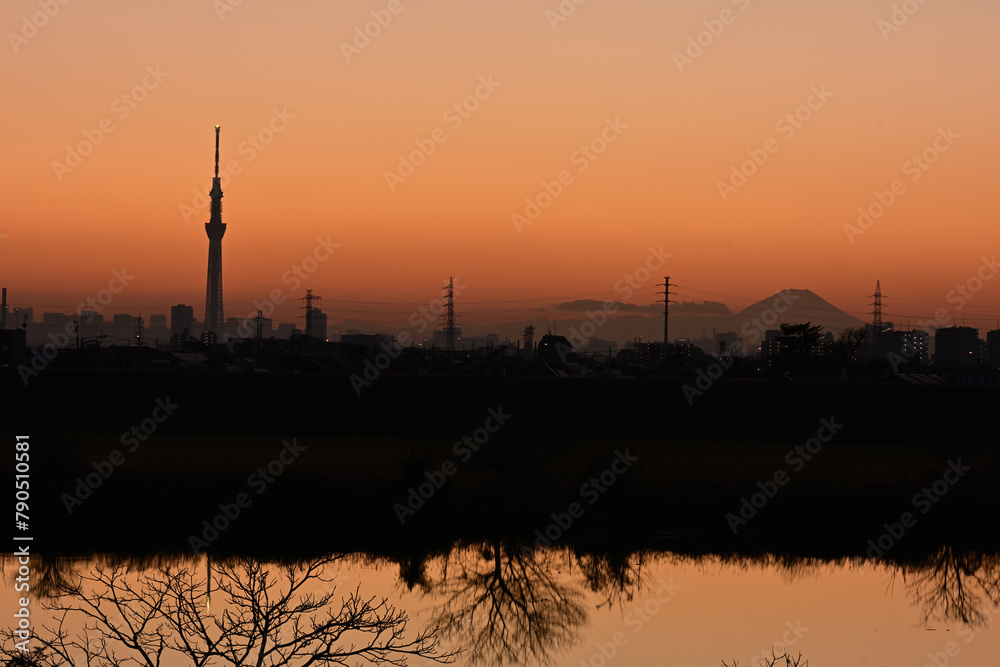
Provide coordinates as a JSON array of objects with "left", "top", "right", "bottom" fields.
[
  {"left": 871, "top": 280, "right": 888, "bottom": 354},
  {"left": 656, "top": 276, "right": 677, "bottom": 351},
  {"left": 872, "top": 280, "right": 883, "bottom": 331},
  {"left": 442, "top": 277, "right": 456, "bottom": 352},
  {"left": 300, "top": 289, "right": 323, "bottom": 338}
]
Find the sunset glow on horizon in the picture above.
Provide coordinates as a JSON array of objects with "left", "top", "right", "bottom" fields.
[{"left": 3, "top": 0, "right": 999, "bottom": 330}]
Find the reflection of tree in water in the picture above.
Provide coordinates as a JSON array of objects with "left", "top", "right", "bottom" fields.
[
  {"left": 405, "top": 428, "right": 651, "bottom": 664},
  {"left": 0, "top": 554, "right": 85, "bottom": 602},
  {"left": 0, "top": 555, "right": 454, "bottom": 667},
  {"left": 413, "top": 541, "right": 584, "bottom": 667},
  {"left": 394, "top": 430, "right": 636, "bottom": 665},
  {"left": 575, "top": 549, "right": 646, "bottom": 612},
  {"left": 901, "top": 547, "right": 1000, "bottom": 628},
  {"left": 400, "top": 542, "right": 647, "bottom": 667}
]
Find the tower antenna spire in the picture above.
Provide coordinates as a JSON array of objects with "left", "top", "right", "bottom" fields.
[{"left": 204, "top": 125, "right": 227, "bottom": 342}]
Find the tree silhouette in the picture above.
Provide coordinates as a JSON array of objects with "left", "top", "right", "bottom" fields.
[
  {"left": 4, "top": 650, "right": 46, "bottom": 667},
  {"left": 902, "top": 547, "right": 1000, "bottom": 629},
  {"left": 421, "top": 540, "right": 586, "bottom": 667},
  {"left": 722, "top": 649, "right": 808, "bottom": 666},
  {"left": 575, "top": 549, "right": 646, "bottom": 612},
  {"left": 835, "top": 326, "right": 867, "bottom": 372},
  {"left": 0, "top": 555, "right": 455, "bottom": 667}
]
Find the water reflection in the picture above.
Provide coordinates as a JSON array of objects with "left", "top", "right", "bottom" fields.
[
  {"left": 898, "top": 547, "right": 1000, "bottom": 628},
  {"left": 403, "top": 544, "right": 1000, "bottom": 666},
  {"left": 394, "top": 540, "right": 646, "bottom": 666},
  {"left": 575, "top": 549, "right": 647, "bottom": 612},
  {"left": 401, "top": 541, "right": 587, "bottom": 666},
  {"left": 0, "top": 555, "right": 454, "bottom": 667},
  {"left": 4, "top": 546, "right": 999, "bottom": 667}
]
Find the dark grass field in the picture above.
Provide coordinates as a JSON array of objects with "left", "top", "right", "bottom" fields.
[
  {"left": 2, "top": 370, "right": 998, "bottom": 560},
  {"left": 3, "top": 369, "right": 998, "bottom": 440}
]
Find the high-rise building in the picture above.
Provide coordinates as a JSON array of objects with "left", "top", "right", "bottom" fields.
[
  {"left": 714, "top": 331, "right": 740, "bottom": 356},
  {"left": 149, "top": 314, "right": 167, "bottom": 330},
  {"left": 225, "top": 317, "right": 244, "bottom": 336},
  {"left": 882, "top": 329, "right": 930, "bottom": 370},
  {"left": 42, "top": 312, "right": 70, "bottom": 326},
  {"left": 632, "top": 340, "right": 663, "bottom": 364},
  {"left": 934, "top": 326, "right": 980, "bottom": 370},
  {"left": 204, "top": 126, "right": 227, "bottom": 336},
  {"left": 904, "top": 330, "right": 930, "bottom": 365},
  {"left": 79, "top": 311, "right": 103, "bottom": 327},
  {"left": 305, "top": 309, "right": 327, "bottom": 339},
  {"left": 249, "top": 316, "right": 273, "bottom": 339},
  {"left": 762, "top": 329, "right": 783, "bottom": 367},
  {"left": 301, "top": 290, "right": 326, "bottom": 339},
  {"left": 171, "top": 304, "right": 194, "bottom": 336}
]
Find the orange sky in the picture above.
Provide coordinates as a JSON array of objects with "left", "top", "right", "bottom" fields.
[{"left": 2, "top": 0, "right": 998, "bottom": 328}]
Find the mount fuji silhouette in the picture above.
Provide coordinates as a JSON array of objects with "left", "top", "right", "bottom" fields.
[{"left": 728, "top": 289, "right": 865, "bottom": 334}]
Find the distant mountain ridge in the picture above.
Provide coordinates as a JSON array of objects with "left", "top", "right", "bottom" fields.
[
  {"left": 327, "top": 289, "right": 866, "bottom": 347},
  {"left": 726, "top": 289, "right": 866, "bottom": 336}
]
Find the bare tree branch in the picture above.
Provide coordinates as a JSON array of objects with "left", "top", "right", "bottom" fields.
[{"left": 0, "top": 556, "right": 457, "bottom": 667}]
